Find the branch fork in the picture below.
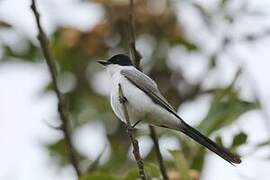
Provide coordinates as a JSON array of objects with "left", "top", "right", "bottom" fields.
[
  {"left": 127, "top": 0, "right": 168, "bottom": 179},
  {"left": 118, "top": 84, "right": 147, "bottom": 180}
]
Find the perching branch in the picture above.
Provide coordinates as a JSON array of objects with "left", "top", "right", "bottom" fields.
[
  {"left": 128, "top": 0, "right": 168, "bottom": 179},
  {"left": 30, "top": 0, "right": 81, "bottom": 177},
  {"left": 149, "top": 126, "right": 169, "bottom": 180},
  {"left": 118, "top": 84, "right": 146, "bottom": 180}
]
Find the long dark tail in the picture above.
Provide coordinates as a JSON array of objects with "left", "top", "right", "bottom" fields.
[{"left": 180, "top": 122, "right": 241, "bottom": 164}]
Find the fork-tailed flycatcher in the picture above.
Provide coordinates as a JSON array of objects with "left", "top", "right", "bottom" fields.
[{"left": 98, "top": 54, "right": 241, "bottom": 164}]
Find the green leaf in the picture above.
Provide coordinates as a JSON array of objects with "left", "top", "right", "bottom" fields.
[
  {"left": 145, "top": 163, "right": 160, "bottom": 178},
  {"left": 219, "top": 0, "right": 230, "bottom": 9},
  {"left": 103, "top": 125, "right": 130, "bottom": 172},
  {"left": 190, "top": 148, "right": 205, "bottom": 171},
  {"left": 170, "top": 150, "right": 191, "bottom": 180},
  {"left": 47, "top": 138, "right": 86, "bottom": 167},
  {"left": 198, "top": 86, "right": 259, "bottom": 135},
  {"left": 79, "top": 172, "right": 118, "bottom": 180},
  {"left": 2, "top": 42, "right": 39, "bottom": 61},
  {"left": 215, "top": 135, "right": 224, "bottom": 147},
  {"left": 123, "top": 163, "right": 160, "bottom": 180},
  {"left": 123, "top": 168, "right": 138, "bottom": 180},
  {"left": 47, "top": 138, "right": 69, "bottom": 166},
  {"left": 230, "top": 132, "right": 248, "bottom": 151},
  {"left": 180, "top": 39, "right": 198, "bottom": 51}
]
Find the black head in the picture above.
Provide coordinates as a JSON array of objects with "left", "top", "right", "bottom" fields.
[{"left": 98, "top": 54, "right": 133, "bottom": 66}]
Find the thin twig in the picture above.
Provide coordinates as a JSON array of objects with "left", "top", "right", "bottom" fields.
[
  {"left": 87, "top": 145, "right": 107, "bottom": 173},
  {"left": 127, "top": 0, "right": 168, "bottom": 179},
  {"left": 128, "top": 0, "right": 142, "bottom": 70},
  {"left": 118, "top": 84, "right": 146, "bottom": 180},
  {"left": 30, "top": 0, "right": 81, "bottom": 177},
  {"left": 149, "top": 126, "right": 168, "bottom": 180}
]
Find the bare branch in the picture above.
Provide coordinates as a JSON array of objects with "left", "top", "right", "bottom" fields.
[
  {"left": 149, "top": 125, "right": 168, "bottom": 180},
  {"left": 118, "top": 84, "right": 146, "bottom": 180},
  {"left": 128, "top": 0, "right": 142, "bottom": 70},
  {"left": 30, "top": 0, "right": 81, "bottom": 177},
  {"left": 127, "top": 0, "right": 168, "bottom": 179}
]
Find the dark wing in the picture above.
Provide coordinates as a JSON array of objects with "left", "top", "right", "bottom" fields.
[
  {"left": 121, "top": 69, "right": 180, "bottom": 119},
  {"left": 121, "top": 69, "right": 241, "bottom": 164}
]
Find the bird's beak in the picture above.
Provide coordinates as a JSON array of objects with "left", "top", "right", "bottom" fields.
[{"left": 97, "top": 60, "right": 110, "bottom": 66}]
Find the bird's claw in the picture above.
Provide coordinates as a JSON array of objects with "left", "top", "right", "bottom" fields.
[
  {"left": 124, "top": 120, "right": 141, "bottom": 132},
  {"left": 124, "top": 123, "right": 134, "bottom": 131},
  {"left": 132, "top": 120, "right": 141, "bottom": 128},
  {"left": 119, "top": 96, "right": 127, "bottom": 104}
]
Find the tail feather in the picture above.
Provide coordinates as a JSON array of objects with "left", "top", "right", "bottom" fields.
[{"left": 180, "top": 122, "right": 241, "bottom": 164}]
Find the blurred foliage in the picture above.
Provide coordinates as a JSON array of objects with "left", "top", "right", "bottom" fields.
[
  {"left": 48, "top": 138, "right": 89, "bottom": 167},
  {"left": 170, "top": 150, "right": 192, "bottom": 180},
  {"left": 80, "top": 172, "right": 117, "bottom": 180},
  {"left": 230, "top": 132, "right": 248, "bottom": 152},
  {"left": 123, "top": 163, "right": 160, "bottom": 180},
  {"left": 2, "top": 41, "right": 39, "bottom": 61},
  {"left": 1, "top": 0, "right": 269, "bottom": 179},
  {"left": 198, "top": 76, "right": 260, "bottom": 136}
]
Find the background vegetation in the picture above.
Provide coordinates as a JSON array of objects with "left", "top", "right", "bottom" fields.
[{"left": 1, "top": 0, "right": 270, "bottom": 179}]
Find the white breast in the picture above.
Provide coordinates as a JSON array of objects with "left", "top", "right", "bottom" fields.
[
  {"left": 109, "top": 68, "right": 152, "bottom": 125},
  {"left": 107, "top": 65, "right": 181, "bottom": 129}
]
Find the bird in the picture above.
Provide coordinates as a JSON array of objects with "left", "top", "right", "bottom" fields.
[{"left": 98, "top": 54, "right": 241, "bottom": 164}]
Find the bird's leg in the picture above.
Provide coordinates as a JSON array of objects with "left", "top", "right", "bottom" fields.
[
  {"left": 125, "top": 123, "right": 134, "bottom": 132},
  {"left": 123, "top": 120, "right": 141, "bottom": 132},
  {"left": 119, "top": 96, "right": 128, "bottom": 104},
  {"left": 132, "top": 120, "right": 141, "bottom": 128}
]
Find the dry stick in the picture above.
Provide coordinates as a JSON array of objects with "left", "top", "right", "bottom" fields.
[
  {"left": 30, "top": 0, "right": 81, "bottom": 177},
  {"left": 126, "top": 1, "right": 146, "bottom": 179},
  {"left": 118, "top": 84, "right": 147, "bottom": 180},
  {"left": 149, "top": 126, "right": 169, "bottom": 180},
  {"left": 128, "top": 0, "right": 142, "bottom": 70},
  {"left": 128, "top": 0, "right": 168, "bottom": 179}
]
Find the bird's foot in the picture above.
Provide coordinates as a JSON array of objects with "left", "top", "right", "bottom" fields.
[
  {"left": 124, "top": 123, "right": 136, "bottom": 132},
  {"left": 132, "top": 120, "right": 141, "bottom": 128},
  {"left": 119, "top": 96, "right": 127, "bottom": 104},
  {"left": 124, "top": 121, "right": 141, "bottom": 132}
]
